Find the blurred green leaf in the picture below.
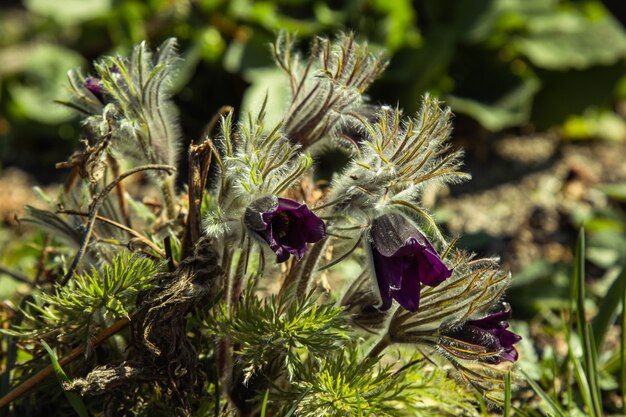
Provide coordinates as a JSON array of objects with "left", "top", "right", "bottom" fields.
[
  {"left": 371, "top": 0, "right": 420, "bottom": 50},
  {"left": 466, "top": 0, "right": 558, "bottom": 43},
  {"left": 597, "top": 183, "right": 626, "bottom": 202},
  {"left": 572, "top": 229, "right": 603, "bottom": 417},
  {"left": 515, "top": 11, "right": 626, "bottom": 70},
  {"left": 447, "top": 76, "right": 539, "bottom": 131},
  {"left": 562, "top": 108, "right": 626, "bottom": 142},
  {"left": 531, "top": 64, "right": 624, "bottom": 129},
  {"left": 7, "top": 44, "right": 84, "bottom": 124},
  {"left": 25, "top": 0, "right": 112, "bottom": 25},
  {"left": 239, "top": 67, "right": 289, "bottom": 128}
]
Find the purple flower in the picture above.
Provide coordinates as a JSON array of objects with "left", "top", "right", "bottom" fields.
[
  {"left": 442, "top": 303, "right": 521, "bottom": 364},
  {"left": 84, "top": 76, "right": 104, "bottom": 97},
  {"left": 465, "top": 303, "right": 522, "bottom": 363},
  {"left": 244, "top": 196, "right": 326, "bottom": 263},
  {"left": 368, "top": 212, "right": 452, "bottom": 312}
]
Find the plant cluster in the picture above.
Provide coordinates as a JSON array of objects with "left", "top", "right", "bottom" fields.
[{"left": 0, "top": 32, "right": 523, "bottom": 416}]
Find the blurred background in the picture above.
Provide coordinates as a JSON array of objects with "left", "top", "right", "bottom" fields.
[{"left": 1, "top": 0, "right": 626, "bottom": 412}]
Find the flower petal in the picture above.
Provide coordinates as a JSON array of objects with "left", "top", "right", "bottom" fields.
[{"left": 246, "top": 197, "right": 326, "bottom": 263}]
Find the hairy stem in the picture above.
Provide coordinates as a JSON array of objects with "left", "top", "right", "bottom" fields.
[
  {"left": 160, "top": 175, "right": 177, "bottom": 220},
  {"left": 367, "top": 333, "right": 391, "bottom": 360},
  {"left": 296, "top": 236, "right": 329, "bottom": 299}
]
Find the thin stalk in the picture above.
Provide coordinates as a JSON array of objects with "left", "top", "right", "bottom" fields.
[
  {"left": 108, "top": 156, "right": 131, "bottom": 228},
  {"left": 0, "top": 266, "right": 33, "bottom": 287},
  {"left": 296, "top": 236, "right": 329, "bottom": 299},
  {"left": 60, "top": 164, "right": 175, "bottom": 286},
  {"left": 230, "top": 238, "right": 251, "bottom": 313},
  {"left": 160, "top": 175, "right": 177, "bottom": 220},
  {"left": 366, "top": 333, "right": 391, "bottom": 359},
  {"left": 0, "top": 317, "right": 131, "bottom": 408},
  {"left": 57, "top": 209, "right": 165, "bottom": 258}
]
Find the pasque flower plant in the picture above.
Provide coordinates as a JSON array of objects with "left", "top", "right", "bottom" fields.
[{"left": 2, "top": 32, "right": 522, "bottom": 417}]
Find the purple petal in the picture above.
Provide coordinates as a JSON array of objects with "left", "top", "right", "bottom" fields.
[
  {"left": 499, "top": 329, "right": 523, "bottom": 347},
  {"left": 499, "top": 346, "right": 519, "bottom": 363},
  {"left": 469, "top": 304, "right": 513, "bottom": 329},
  {"left": 371, "top": 247, "right": 400, "bottom": 311},
  {"left": 391, "top": 256, "right": 422, "bottom": 311},
  {"left": 84, "top": 76, "right": 102, "bottom": 94},
  {"left": 276, "top": 197, "right": 302, "bottom": 211},
  {"left": 413, "top": 245, "right": 453, "bottom": 287},
  {"left": 467, "top": 303, "right": 522, "bottom": 363},
  {"left": 247, "top": 197, "right": 326, "bottom": 263},
  {"left": 369, "top": 213, "right": 452, "bottom": 312}
]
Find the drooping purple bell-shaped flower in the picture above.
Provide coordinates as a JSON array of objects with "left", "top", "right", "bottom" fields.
[
  {"left": 442, "top": 303, "right": 522, "bottom": 364},
  {"left": 465, "top": 303, "right": 522, "bottom": 363},
  {"left": 244, "top": 196, "right": 326, "bottom": 263},
  {"left": 368, "top": 212, "right": 452, "bottom": 312}
]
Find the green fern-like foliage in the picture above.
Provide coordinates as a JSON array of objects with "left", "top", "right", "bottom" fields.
[
  {"left": 16, "top": 252, "right": 161, "bottom": 341},
  {"left": 208, "top": 289, "right": 349, "bottom": 383},
  {"left": 278, "top": 347, "right": 477, "bottom": 417}
]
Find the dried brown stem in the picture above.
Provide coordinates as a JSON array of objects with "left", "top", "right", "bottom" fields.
[
  {"left": 57, "top": 209, "right": 165, "bottom": 258},
  {"left": 0, "top": 316, "right": 131, "bottom": 408},
  {"left": 108, "top": 156, "right": 131, "bottom": 228},
  {"left": 60, "top": 164, "right": 175, "bottom": 286}
]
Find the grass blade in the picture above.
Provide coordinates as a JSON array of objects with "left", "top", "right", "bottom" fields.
[
  {"left": 283, "top": 387, "right": 312, "bottom": 417},
  {"left": 521, "top": 369, "right": 567, "bottom": 417},
  {"left": 572, "top": 229, "right": 603, "bottom": 416},
  {"left": 504, "top": 371, "right": 512, "bottom": 417},
  {"left": 260, "top": 389, "right": 269, "bottom": 417},
  {"left": 40, "top": 341, "right": 89, "bottom": 417},
  {"left": 570, "top": 352, "right": 595, "bottom": 416},
  {"left": 592, "top": 266, "right": 626, "bottom": 354}
]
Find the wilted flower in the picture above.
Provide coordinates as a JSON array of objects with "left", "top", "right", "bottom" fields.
[
  {"left": 441, "top": 303, "right": 522, "bottom": 364},
  {"left": 368, "top": 212, "right": 452, "bottom": 312},
  {"left": 244, "top": 196, "right": 326, "bottom": 263}
]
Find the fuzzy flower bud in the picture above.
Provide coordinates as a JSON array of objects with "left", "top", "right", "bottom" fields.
[
  {"left": 368, "top": 212, "right": 452, "bottom": 312},
  {"left": 84, "top": 76, "right": 104, "bottom": 98},
  {"left": 244, "top": 196, "right": 326, "bottom": 263}
]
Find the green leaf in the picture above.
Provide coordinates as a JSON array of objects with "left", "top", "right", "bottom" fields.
[
  {"left": 592, "top": 266, "right": 626, "bottom": 354},
  {"left": 515, "top": 11, "right": 626, "bottom": 70},
  {"left": 239, "top": 68, "right": 289, "bottom": 133},
  {"left": 7, "top": 44, "right": 84, "bottom": 124},
  {"left": 260, "top": 389, "right": 269, "bottom": 417},
  {"left": 40, "top": 341, "right": 89, "bottom": 417},
  {"left": 447, "top": 76, "right": 540, "bottom": 131},
  {"left": 597, "top": 183, "right": 626, "bottom": 202},
  {"left": 562, "top": 109, "right": 626, "bottom": 142},
  {"left": 572, "top": 229, "right": 603, "bottom": 417},
  {"left": 24, "top": 0, "right": 112, "bottom": 25}
]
